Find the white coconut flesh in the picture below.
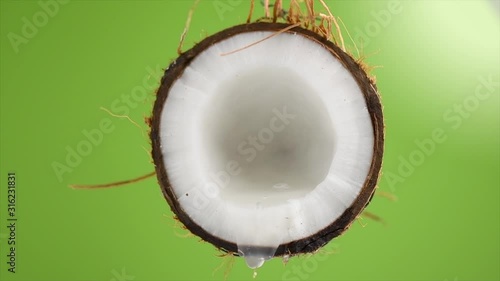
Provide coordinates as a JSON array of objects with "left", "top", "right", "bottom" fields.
[{"left": 158, "top": 31, "right": 374, "bottom": 269}]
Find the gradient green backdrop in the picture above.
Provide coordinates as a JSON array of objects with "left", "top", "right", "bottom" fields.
[{"left": 1, "top": 1, "right": 499, "bottom": 280}]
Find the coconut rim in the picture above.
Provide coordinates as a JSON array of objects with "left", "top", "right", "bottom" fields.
[{"left": 150, "top": 22, "right": 384, "bottom": 257}]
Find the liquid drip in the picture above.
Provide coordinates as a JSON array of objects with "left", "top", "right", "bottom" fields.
[{"left": 238, "top": 245, "right": 277, "bottom": 269}]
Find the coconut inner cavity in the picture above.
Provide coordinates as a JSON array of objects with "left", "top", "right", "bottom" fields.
[{"left": 201, "top": 67, "right": 335, "bottom": 205}]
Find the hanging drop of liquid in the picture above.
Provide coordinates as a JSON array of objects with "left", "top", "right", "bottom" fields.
[{"left": 238, "top": 245, "right": 277, "bottom": 269}]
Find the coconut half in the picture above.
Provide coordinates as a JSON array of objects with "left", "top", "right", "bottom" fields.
[{"left": 150, "top": 22, "right": 384, "bottom": 269}]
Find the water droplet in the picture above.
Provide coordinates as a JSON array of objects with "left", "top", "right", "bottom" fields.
[
  {"left": 245, "top": 256, "right": 265, "bottom": 269},
  {"left": 238, "top": 246, "right": 277, "bottom": 270}
]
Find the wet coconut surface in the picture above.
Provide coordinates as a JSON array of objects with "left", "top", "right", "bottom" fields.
[{"left": 150, "top": 22, "right": 384, "bottom": 268}]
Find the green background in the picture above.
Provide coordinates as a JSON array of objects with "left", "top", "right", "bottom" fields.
[{"left": 1, "top": 0, "right": 499, "bottom": 280}]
